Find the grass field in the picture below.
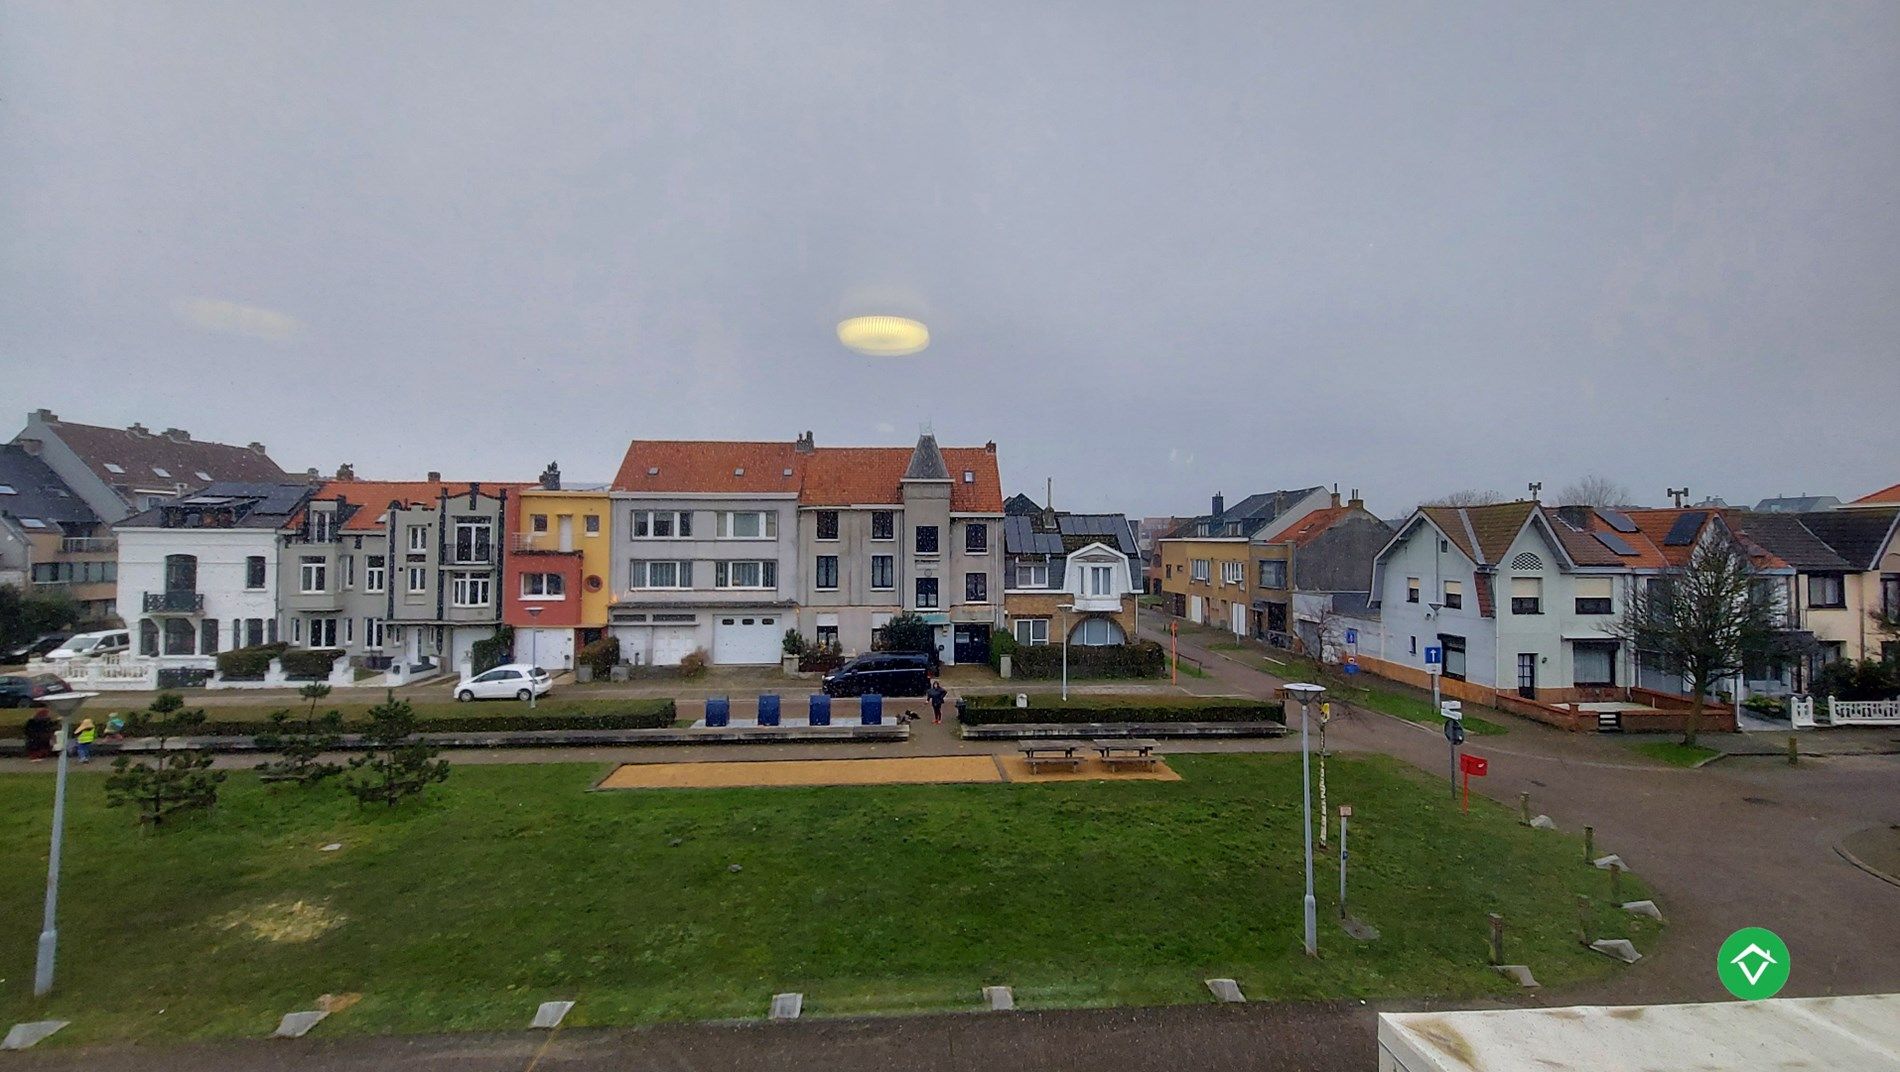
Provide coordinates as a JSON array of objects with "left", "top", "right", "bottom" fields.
[
  {"left": 1627, "top": 741, "right": 1721, "bottom": 767},
  {"left": 0, "top": 754, "right": 1654, "bottom": 1044},
  {"left": 1, "top": 696, "right": 678, "bottom": 731}
]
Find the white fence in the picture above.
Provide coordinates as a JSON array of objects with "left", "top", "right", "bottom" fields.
[
  {"left": 1790, "top": 696, "right": 1900, "bottom": 729},
  {"left": 27, "top": 655, "right": 158, "bottom": 691}
]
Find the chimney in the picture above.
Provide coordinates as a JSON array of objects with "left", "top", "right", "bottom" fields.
[
  {"left": 126, "top": 423, "right": 149, "bottom": 437},
  {"left": 1348, "top": 488, "right": 1363, "bottom": 511},
  {"left": 1330, "top": 484, "right": 1341, "bottom": 508},
  {"left": 334, "top": 463, "right": 355, "bottom": 481},
  {"left": 540, "top": 461, "right": 561, "bottom": 490},
  {"left": 162, "top": 427, "right": 190, "bottom": 442},
  {"left": 30, "top": 408, "right": 57, "bottom": 424},
  {"left": 248, "top": 441, "right": 268, "bottom": 455},
  {"left": 304, "top": 467, "right": 319, "bottom": 480},
  {"left": 1211, "top": 492, "right": 1225, "bottom": 517},
  {"left": 793, "top": 431, "right": 815, "bottom": 454},
  {"left": 984, "top": 440, "right": 996, "bottom": 453},
  {"left": 427, "top": 470, "right": 442, "bottom": 483},
  {"left": 467, "top": 482, "right": 481, "bottom": 507}
]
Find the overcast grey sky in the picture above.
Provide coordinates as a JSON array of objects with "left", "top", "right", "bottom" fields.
[{"left": 3, "top": 2, "right": 1895, "bottom": 516}]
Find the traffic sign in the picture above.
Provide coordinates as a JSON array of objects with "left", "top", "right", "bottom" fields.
[
  {"left": 1440, "top": 700, "right": 1462, "bottom": 719},
  {"left": 1345, "top": 627, "right": 1358, "bottom": 645},
  {"left": 1423, "top": 645, "right": 1442, "bottom": 664},
  {"left": 1443, "top": 718, "right": 1466, "bottom": 746},
  {"left": 1460, "top": 753, "right": 1488, "bottom": 777}
]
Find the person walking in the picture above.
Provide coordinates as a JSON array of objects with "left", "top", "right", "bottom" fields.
[
  {"left": 926, "top": 677, "right": 948, "bottom": 725},
  {"left": 73, "top": 717, "right": 96, "bottom": 764},
  {"left": 23, "top": 707, "right": 56, "bottom": 762}
]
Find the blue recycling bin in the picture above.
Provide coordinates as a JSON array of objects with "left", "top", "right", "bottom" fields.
[
  {"left": 860, "top": 692, "right": 884, "bottom": 725},
  {"left": 705, "top": 696, "right": 730, "bottom": 728},
  {"left": 808, "top": 693, "right": 832, "bottom": 726},
  {"left": 757, "top": 694, "right": 781, "bottom": 727}
]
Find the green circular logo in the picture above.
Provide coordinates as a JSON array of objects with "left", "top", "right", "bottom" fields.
[{"left": 1717, "top": 927, "right": 1790, "bottom": 999}]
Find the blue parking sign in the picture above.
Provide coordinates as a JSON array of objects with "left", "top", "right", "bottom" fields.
[
  {"left": 1424, "top": 645, "right": 1442, "bottom": 665},
  {"left": 1345, "top": 627, "right": 1358, "bottom": 645}
]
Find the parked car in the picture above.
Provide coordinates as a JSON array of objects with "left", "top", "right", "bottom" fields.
[
  {"left": 2, "top": 633, "right": 70, "bottom": 665},
  {"left": 453, "top": 664, "right": 553, "bottom": 702},
  {"left": 0, "top": 672, "right": 74, "bottom": 708},
  {"left": 46, "top": 629, "right": 131, "bottom": 661},
  {"left": 821, "top": 652, "right": 931, "bottom": 697}
]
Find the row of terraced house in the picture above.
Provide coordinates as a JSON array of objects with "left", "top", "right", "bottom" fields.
[{"left": 2, "top": 411, "right": 1143, "bottom": 680}]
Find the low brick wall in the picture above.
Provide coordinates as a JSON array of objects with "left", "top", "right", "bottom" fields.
[{"left": 1350, "top": 654, "right": 1735, "bottom": 733}]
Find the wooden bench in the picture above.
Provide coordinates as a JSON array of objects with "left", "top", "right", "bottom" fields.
[
  {"left": 1094, "top": 738, "right": 1162, "bottom": 771},
  {"left": 1019, "top": 740, "right": 1087, "bottom": 773}
]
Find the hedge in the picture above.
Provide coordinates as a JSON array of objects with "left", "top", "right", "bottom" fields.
[
  {"left": 281, "top": 648, "right": 344, "bottom": 680},
  {"left": 958, "top": 694, "right": 1283, "bottom": 726},
  {"left": 578, "top": 636, "right": 620, "bottom": 678},
  {"left": 190, "top": 701, "right": 679, "bottom": 738},
  {"left": 215, "top": 643, "right": 290, "bottom": 681},
  {"left": 471, "top": 626, "right": 515, "bottom": 674},
  {"left": 1002, "top": 640, "right": 1167, "bottom": 680}
]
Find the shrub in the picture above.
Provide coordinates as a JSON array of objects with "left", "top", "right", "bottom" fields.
[
  {"left": 782, "top": 629, "right": 807, "bottom": 656},
  {"left": 679, "top": 648, "right": 709, "bottom": 678},
  {"left": 193, "top": 700, "right": 679, "bottom": 737},
  {"left": 470, "top": 626, "right": 515, "bottom": 674},
  {"left": 1005, "top": 640, "right": 1166, "bottom": 680},
  {"left": 1742, "top": 695, "right": 1787, "bottom": 718},
  {"left": 1812, "top": 658, "right": 1900, "bottom": 700},
  {"left": 798, "top": 643, "right": 844, "bottom": 673},
  {"left": 958, "top": 694, "right": 1283, "bottom": 726},
  {"left": 104, "top": 693, "right": 227, "bottom": 826},
  {"left": 281, "top": 647, "right": 344, "bottom": 680},
  {"left": 254, "top": 683, "right": 343, "bottom": 785},
  {"left": 988, "top": 629, "right": 1018, "bottom": 672},
  {"left": 876, "top": 613, "right": 934, "bottom": 653},
  {"left": 578, "top": 635, "right": 620, "bottom": 678},
  {"left": 216, "top": 642, "right": 289, "bottom": 681},
  {"left": 343, "top": 692, "right": 450, "bottom": 806}
]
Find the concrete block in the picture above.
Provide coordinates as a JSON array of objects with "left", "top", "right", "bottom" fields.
[
  {"left": 3, "top": 1021, "right": 69, "bottom": 1050},
  {"left": 1589, "top": 938, "right": 1642, "bottom": 964},
  {"left": 531, "top": 1000, "right": 574, "bottom": 1029},
  {"left": 770, "top": 993, "right": 803, "bottom": 1020},
  {"left": 1622, "top": 900, "right": 1665, "bottom": 921},
  {"left": 1341, "top": 916, "right": 1381, "bottom": 941},
  {"left": 1592, "top": 854, "right": 1626, "bottom": 870},
  {"left": 1204, "top": 978, "right": 1245, "bottom": 1003},
  {"left": 1492, "top": 965, "right": 1540, "bottom": 988},
  {"left": 983, "top": 985, "right": 1015, "bottom": 1011},
  {"left": 1529, "top": 815, "right": 1556, "bottom": 830},
  {"left": 272, "top": 1010, "right": 329, "bottom": 1038}
]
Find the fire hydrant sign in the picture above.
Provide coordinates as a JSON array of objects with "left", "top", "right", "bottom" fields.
[{"left": 1459, "top": 753, "right": 1488, "bottom": 777}]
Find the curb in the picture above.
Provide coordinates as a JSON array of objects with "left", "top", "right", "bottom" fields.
[{"left": 1835, "top": 843, "right": 1900, "bottom": 890}]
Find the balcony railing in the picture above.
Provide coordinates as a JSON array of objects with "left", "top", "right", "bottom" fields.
[
  {"left": 143, "top": 590, "right": 205, "bottom": 613},
  {"left": 61, "top": 536, "right": 117, "bottom": 553}
]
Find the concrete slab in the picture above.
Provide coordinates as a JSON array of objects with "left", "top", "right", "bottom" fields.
[
  {"left": 1592, "top": 853, "right": 1626, "bottom": 870},
  {"left": 984, "top": 985, "right": 1015, "bottom": 1011},
  {"left": 1341, "top": 916, "right": 1381, "bottom": 941},
  {"left": 1204, "top": 978, "right": 1245, "bottom": 1003},
  {"left": 1492, "top": 964, "right": 1540, "bottom": 988},
  {"left": 531, "top": 1000, "right": 574, "bottom": 1029},
  {"left": 1622, "top": 899, "right": 1665, "bottom": 921},
  {"left": 3, "top": 1021, "right": 69, "bottom": 1050},
  {"left": 271, "top": 1010, "right": 329, "bottom": 1038},
  {"left": 1529, "top": 815, "right": 1556, "bottom": 830},
  {"left": 770, "top": 993, "right": 803, "bottom": 1020},
  {"left": 1589, "top": 938, "right": 1642, "bottom": 964}
]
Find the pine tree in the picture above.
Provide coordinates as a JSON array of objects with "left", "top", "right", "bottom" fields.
[
  {"left": 104, "top": 693, "right": 228, "bottom": 827},
  {"left": 254, "top": 682, "right": 344, "bottom": 785},
  {"left": 342, "top": 691, "right": 450, "bottom": 806}
]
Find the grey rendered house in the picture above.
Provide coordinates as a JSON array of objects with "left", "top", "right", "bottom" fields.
[{"left": 379, "top": 481, "right": 521, "bottom": 674}]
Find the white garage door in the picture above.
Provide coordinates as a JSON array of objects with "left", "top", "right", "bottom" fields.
[
  {"left": 614, "top": 625, "right": 698, "bottom": 666},
  {"left": 713, "top": 613, "right": 781, "bottom": 665},
  {"left": 514, "top": 628, "right": 574, "bottom": 670}
]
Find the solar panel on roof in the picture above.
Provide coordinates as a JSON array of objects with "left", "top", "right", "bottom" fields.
[
  {"left": 1663, "top": 511, "right": 1706, "bottom": 546},
  {"left": 1596, "top": 508, "right": 1638, "bottom": 533},
  {"left": 1594, "top": 531, "right": 1637, "bottom": 556}
]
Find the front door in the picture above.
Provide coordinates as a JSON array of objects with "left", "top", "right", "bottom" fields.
[
  {"left": 1517, "top": 653, "right": 1537, "bottom": 699},
  {"left": 953, "top": 624, "right": 991, "bottom": 665},
  {"left": 1231, "top": 602, "right": 1246, "bottom": 636}
]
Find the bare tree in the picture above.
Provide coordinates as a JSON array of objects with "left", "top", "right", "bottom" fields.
[
  {"left": 1610, "top": 537, "right": 1790, "bottom": 745},
  {"left": 1557, "top": 474, "right": 1633, "bottom": 508},
  {"left": 1418, "top": 489, "right": 1505, "bottom": 510}
]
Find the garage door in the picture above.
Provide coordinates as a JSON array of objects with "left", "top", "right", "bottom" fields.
[
  {"left": 612, "top": 625, "right": 698, "bottom": 667},
  {"left": 1190, "top": 595, "right": 1204, "bottom": 624},
  {"left": 713, "top": 613, "right": 781, "bottom": 665}
]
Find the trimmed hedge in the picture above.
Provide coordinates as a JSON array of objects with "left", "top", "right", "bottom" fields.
[
  {"left": 1004, "top": 640, "right": 1167, "bottom": 680},
  {"left": 192, "top": 701, "right": 679, "bottom": 738},
  {"left": 281, "top": 648, "right": 344, "bottom": 680},
  {"left": 216, "top": 643, "right": 290, "bottom": 681},
  {"left": 471, "top": 626, "right": 515, "bottom": 675},
  {"left": 578, "top": 636, "right": 620, "bottom": 678},
  {"left": 959, "top": 694, "right": 1283, "bottom": 726}
]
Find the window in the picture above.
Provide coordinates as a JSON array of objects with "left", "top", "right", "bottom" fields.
[
  {"left": 1015, "top": 618, "right": 1050, "bottom": 645},
  {"left": 201, "top": 619, "right": 220, "bottom": 655},
  {"left": 268, "top": 619, "right": 278, "bottom": 643},
  {"left": 1074, "top": 618, "right": 1126, "bottom": 646},
  {"left": 309, "top": 617, "right": 338, "bottom": 647},
  {"left": 365, "top": 617, "right": 386, "bottom": 649},
  {"left": 1014, "top": 560, "right": 1048, "bottom": 588},
  {"left": 104, "top": 462, "right": 125, "bottom": 474},
  {"left": 139, "top": 619, "right": 158, "bottom": 655},
  {"left": 816, "top": 511, "right": 839, "bottom": 540},
  {"left": 1087, "top": 564, "right": 1114, "bottom": 597},
  {"left": 1883, "top": 575, "right": 1900, "bottom": 619},
  {"left": 915, "top": 524, "right": 939, "bottom": 554},
  {"left": 344, "top": 618, "right": 354, "bottom": 645},
  {"left": 1406, "top": 577, "right": 1420, "bottom": 603},
  {"left": 151, "top": 466, "right": 171, "bottom": 478},
  {"left": 870, "top": 554, "right": 895, "bottom": 590},
  {"left": 407, "top": 566, "right": 427, "bottom": 593},
  {"left": 1258, "top": 560, "right": 1288, "bottom": 589},
  {"left": 815, "top": 622, "right": 839, "bottom": 647},
  {"left": 871, "top": 511, "right": 895, "bottom": 541},
  {"left": 1808, "top": 573, "right": 1846, "bottom": 609},
  {"left": 717, "top": 511, "right": 775, "bottom": 539},
  {"left": 1575, "top": 576, "right": 1613, "bottom": 615},
  {"left": 584, "top": 514, "right": 600, "bottom": 536},
  {"left": 965, "top": 523, "right": 988, "bottom": 552},
  {"left": 1220, "top": 561, "right": 1244, "bottom": 585},
  {"left": 629, "top": 560, "right": 692, "bottom": 588},
  {"left": 299, "top": 556, "right": 328, "bottom": 593},
  {"left": 1440, "top": 634, "right": 1467, "bottom": 680},
  {"left": 815, "top": 555, "right": 839, "bottom": 590},
  {"left": 1443, "top": 580, "right": 1463, "bottom": 610},
  {"left": 164, "top": 553, "right": 197, "bottom": 592},
  {"left": 714, "top": 560, "right": 776, "bottom": 588},
  {"left": 531, "top": 513, "right": 548, "bottom": 533},
  {"left": 965, "top": 572, "right": 987, "bottom": 602},
  {"left": 1191, "top": 559, "right": 1210, "bottom": 582},
  {"left": 521, "top": 572, "right": 566, "bottom": 598},
  {"left": 408, "top": 525, "right": 431, "bottom": 553},
  {"left": 245, "top": 619, "right": 264, "bottom": 647},
  {"left": 450, "top": 572, "right": 491, "bottom": 606},
  {"left": 365, "top": 555, "right": 386, "bottom": 593},
  {"left": 915, "top": 576, "right": 940, "bottom": 608},
  {"left": 194, "top": 470, "right": 212, "bottom": 481},
  {"left": 163, "top": 618, "right": 195, "bottom": 655},
  {"left": 632, "top": 510, "right": 694, "bottom": 538},
  {"left": 308, "top": 511, "right": 335, "bottom": 542},
  {"left": 246, "top": 555, "right": 267, "bottom": 590},
  {"left": 1510, "top": 576, "right": 1542, "bottom": 615},
  {"left": 1574, "top": 641, "right": 1617, "bottom": 686},
  {"left": 452, "top": 517, "right": 493, "bottom": 563}
]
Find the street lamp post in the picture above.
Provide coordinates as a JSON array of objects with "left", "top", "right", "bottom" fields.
[
  {"left": 1058, "top": 603, "right": 1074, "bottom": 701},
  {"left": 525, "top": 605, "right": 543, "bottom": 709},
  {"left": 34, "top": 690, "right": 97, "bottom": 997},
  {"left": 1285, "top": 682, "right": 1327, "bottom": 957}
]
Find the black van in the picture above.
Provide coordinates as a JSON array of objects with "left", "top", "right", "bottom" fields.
[{"left": 821, "top": 652, "right": 931, "bottom": 697}]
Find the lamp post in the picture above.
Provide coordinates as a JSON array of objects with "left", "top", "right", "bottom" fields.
[
  {"left": 1285, "top": 682, "right": 1326, "bottom": 957},
  {"left": 1058, "top": 603, "right": 1074, "bottom": 701},
  {"left": 525, "top": 604, "right": 543, "bottom": 709},
  {"left": 34, "top": 690, "right": 97, "bottom": 997}
]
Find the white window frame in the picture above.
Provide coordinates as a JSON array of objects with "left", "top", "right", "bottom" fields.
[
  {"left": 364, "top": 617, "right": 386, "bottom": 650},
  {"left": 584, "top": 514, "right": 600, "bottom": 536},
  {"left": 451, "top": 517, "right": 494, "bottom": 564},
  {"left": 408, "top": 525, "right": 431, "bottom": 553},
  {"left": 714, "top": 560, "right": 776, "bottom": 589},
  {"left": 1087, "top": 564, "right": 1114, "bottom": 597},
  {"left": 450, "top": 572, "right": 492, "bottom": 607},
  {"left": 310, "top": 511, "right": 335, "bottom": 542},
  {"left": 1015, "top": 618, "right": 1050, "bottom": 645},
  {"left": 1192, "top": 559, "right": 1211, "bottom": 582},
  {"left": 299, "top": 556, "right": 328, "bottom": 594},
  {"left": 407, "top": 566, "right": 428, "bottom": 593},
  {"left": 632, "top": 510, "right": 693, "bottom": 539},
  {"left": 520, "top": 572, "right": 566, "bottom": 598},
  {"left": 716, "top": 511, "right": 777, "bottom": 540},
  {"left": 365, "top": 555, "right": 386, "bottom": 593},
  {"left": 629, "top": 560, "right": 692, "bottom": 589},
  {"left": 1014, "top": 560, "right": 1049, "bottom": 589},
  {"left": 1220, "top": 561, "right": 1244, "bottom": 585}
]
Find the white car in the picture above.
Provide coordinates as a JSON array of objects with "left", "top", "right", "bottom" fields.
[
  {"left": 46, "top": 629, "right": 131, "bottom": 661},
  {"left": 453, "top": 664, "right": 552, "bottom": 702}
]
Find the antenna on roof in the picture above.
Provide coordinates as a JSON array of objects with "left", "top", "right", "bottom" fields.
[
  {"left": 1667, "top": 487, "right": 1689, "bottom": 508},
  {"left": 1528, "top": 481, "right": 1542, "bottom": 502},
  {"left": 1046, "top": 476, "right": 1052, "bottom": 511}
]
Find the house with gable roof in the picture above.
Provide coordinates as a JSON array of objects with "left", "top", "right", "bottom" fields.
[
  {"left": 1157, "top": 487, "right": 1332, "bottom": 633},
  {"left": 1001, "top": 498, "right": 1141, "bottom": 651}
]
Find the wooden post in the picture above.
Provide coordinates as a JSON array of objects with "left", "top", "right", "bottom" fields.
[
  {"left": 1583, "top": 825, "right": 1594, "bottom": 865},
  {"left": 1576, "top": 895, "right": 1591, "bottom": 945},
  {"left": 1487, "top": 913, "right": 1504, "bottom": 965},
  {"left": 1518, "top": 791, "right": 1530, "bottom": 825},
  {"left": 1787, "top": 735, "right": 1798, "bottom": 766},
  {"left": 1609, "top": 862, "right": 1623, "bottom": 903}
]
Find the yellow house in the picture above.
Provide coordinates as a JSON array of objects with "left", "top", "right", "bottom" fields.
[
  {"left": 1158, "top": 488, "right": 1332, "bottom": 634},
  {"left": 506, "top": 476, "right": 614, "bottom": 669}
]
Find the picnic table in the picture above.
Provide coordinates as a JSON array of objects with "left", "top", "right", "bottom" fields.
[
  {"left": 1018, "top": 739, "right": 1089, "bottom": 773},
  {"left": 1093, "top": 738, "right": 1163, "bottom": 770}
]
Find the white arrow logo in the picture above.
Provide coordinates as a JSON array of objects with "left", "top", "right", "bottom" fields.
[{"left": 1731, "top": 944, "right": 1777, "bottom": 986}]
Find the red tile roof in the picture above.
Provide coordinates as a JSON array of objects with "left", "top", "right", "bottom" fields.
[
  {"left": 1852, "top": 482, "right": 1900, "bottom": 505},
  {"left": 1562, "top": 509, "right": 1670, "bottom": 569},
  {"left": 1622, "top": 508, "right": 1729, "bottom": 568},
  {"left": 800, "top": 446, "right": 1003, "bottom": 512},
  {"left": 1277, "top": 506, "right": 1350, "bottom": 548},
  {"left": 308, "top": 479, "right": 532, "bottom": 531},
  {"left": 610, "top": 441, "right": 806, "bottom": 495}
]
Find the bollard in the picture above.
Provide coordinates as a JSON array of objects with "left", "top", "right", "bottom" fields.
[
  {"left": 1609, "top": 862, "right": 1623, "bottom": 902},
  {"left": 1583, "top": 826, "right": 1594, "bottom": 866},
  {"left": 1787, "top": 735, "right": 1798, "bottom": 766},
  {"left": 1518, "top": 791, "right": 1531, "bottom": 826},
  {"left": 1576, "top": 895, "right": 1592, "bottom": 945},
  {"left": 1488, "top": 913, "right": 1505, "bottom": 965}
]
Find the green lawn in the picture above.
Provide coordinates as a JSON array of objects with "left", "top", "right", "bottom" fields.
[
  {"left": 1, "top": 696, "right": 674, "bottom": 732},
  {"left": 1627, "top": 741, "right": 1720, "bottom": 768},
  {"left": 0, "top": 755, "right": 1653, "bottom": 1044}
]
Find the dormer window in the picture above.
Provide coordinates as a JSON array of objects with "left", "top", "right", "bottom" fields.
[
  {"left": 104, "top": 463, "right": 125, "bottom": 474},
  {"left": 152, "top": 467, "right": 171, "bottom": 478},
  {"left": 647, "top": 467, "right": 659, "bottom": 476},
  {"left": 734, "top": 467, "right": 746, "bottom": 477},
  {"left": 962, "top": 470, "right": 974, "bottom": 483}
]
